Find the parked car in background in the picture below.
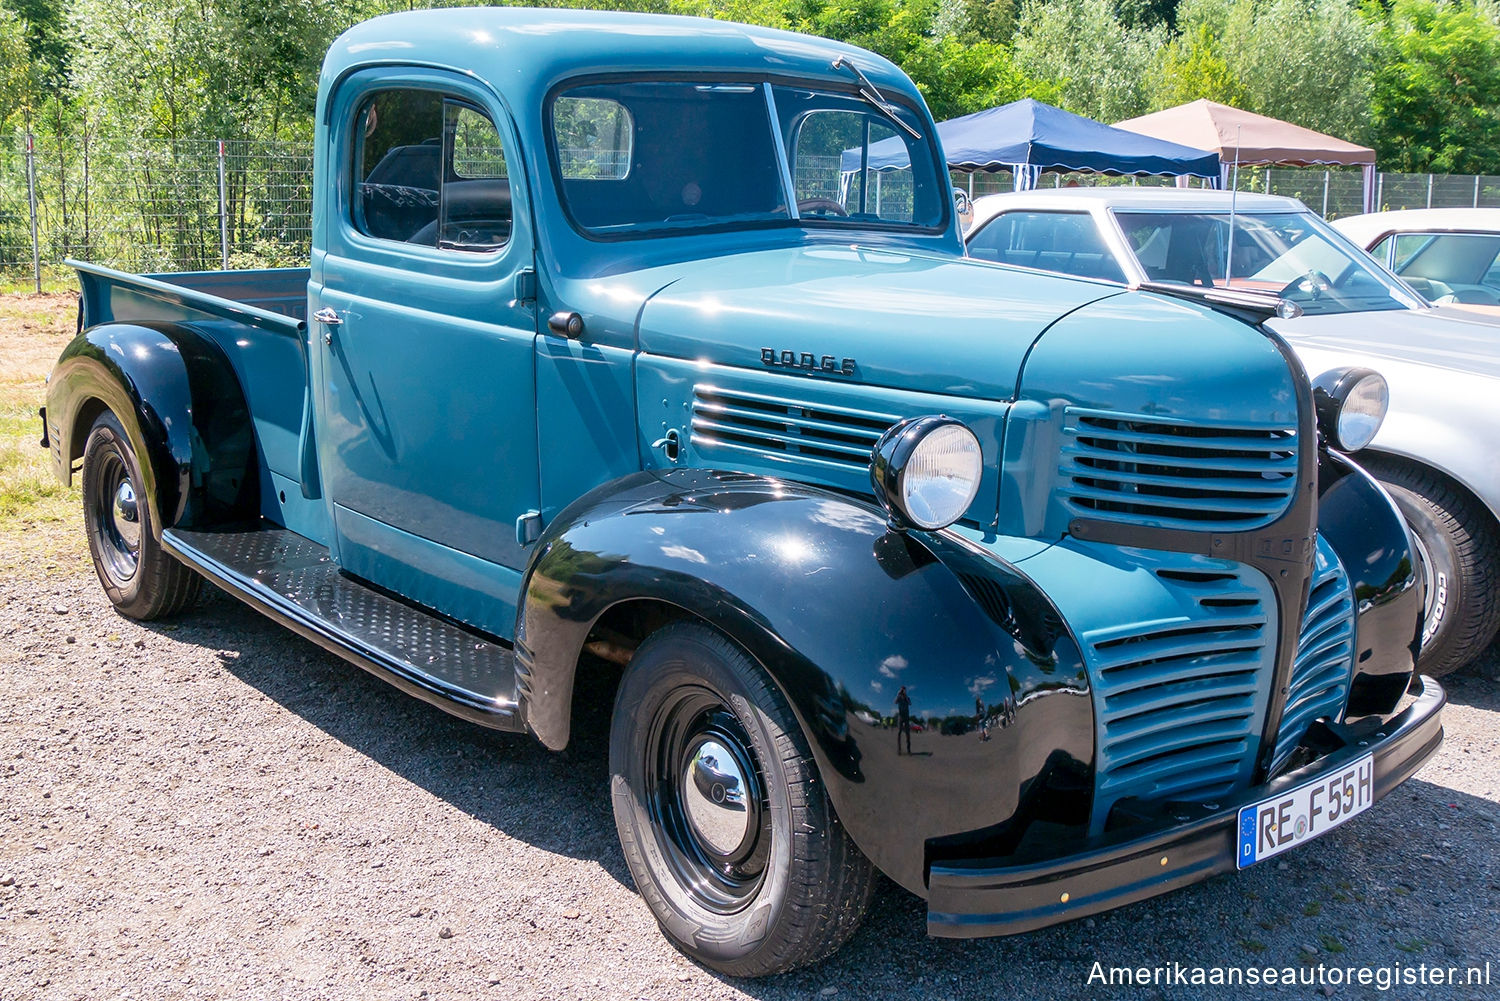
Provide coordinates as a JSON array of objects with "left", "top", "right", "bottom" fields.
[
  {"left": 1332, "top": 208, "right": 1500, "bottom": 315},
  {"left": 967, "top": 189, "right": 1500, "bottom": 676}
]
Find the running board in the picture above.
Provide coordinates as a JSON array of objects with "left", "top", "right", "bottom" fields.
[{"left": 162, "top": 524, "right": 525, "bottom": 732}]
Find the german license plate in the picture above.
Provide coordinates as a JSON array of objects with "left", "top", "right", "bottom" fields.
[{"left": 1236, "top": 753, "right": 1374, "bottom": 869}]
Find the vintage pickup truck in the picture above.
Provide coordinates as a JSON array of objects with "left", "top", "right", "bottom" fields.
[{"left": 43, "top": 7, "right": 1443, "bottom": 976}]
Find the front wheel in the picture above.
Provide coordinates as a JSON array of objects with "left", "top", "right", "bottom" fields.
[
  {"left": 609, "top": 623, "right": 875, "bottom": 976},
  {"left": 1365, "top": 458, "right": 1500, "bottom": 676},
  {"left": 81, "top": 411, "right": 201, "bottom": 620}
]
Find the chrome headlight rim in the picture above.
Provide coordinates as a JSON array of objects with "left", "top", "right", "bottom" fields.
[
  {"left": 1312, "top": 367, "right": 1388, "bottom": 453},
  {"left": 869, "top": 414, "right": 983, "bottom": 531}
]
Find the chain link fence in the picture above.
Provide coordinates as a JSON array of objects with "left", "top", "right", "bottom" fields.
[
  {"left": 8, "top": 129, "right": 1500, "bottom": 288},
  {"left": 1, "top": 132, "right": 312, "bottom": 287}
]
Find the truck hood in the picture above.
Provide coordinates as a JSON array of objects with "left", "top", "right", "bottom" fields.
[
  {"left": 1269, "top": 306, "right": 1500, "bottom": 381},
  {"left": 635, "top": 245, "right": 1118, "bottom": 400}
]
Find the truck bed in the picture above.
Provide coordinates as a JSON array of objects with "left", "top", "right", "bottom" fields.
[{"left": 69, "top": 259, "right": 326, "bottom": 545}]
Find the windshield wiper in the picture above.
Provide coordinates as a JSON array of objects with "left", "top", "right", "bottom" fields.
[{"left": 830, "top": 56, "right": 921, "bottom": 141}]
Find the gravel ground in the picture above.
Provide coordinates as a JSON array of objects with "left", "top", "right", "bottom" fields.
[{"left": 1, "top": 567, "right": 1497, "bottom": 1001}]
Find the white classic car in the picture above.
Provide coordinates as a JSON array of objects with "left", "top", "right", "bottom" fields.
[
  {"left": 967, "top": 188, "right": 1500, "bottom": 676},
  {"left": 1332, "top": 207, "right": 1500, "bottom": 315}
]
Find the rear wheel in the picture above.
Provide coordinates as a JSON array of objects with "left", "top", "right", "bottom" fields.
[
  {"left": 1365, "top": 458, "right": 1500, "bottom": 676},
  {"left": 609, "top": 623, "right": 875, "bottom": 976},
  {"left": 81, "top": 411, "right": 200, "bottom": 620}
]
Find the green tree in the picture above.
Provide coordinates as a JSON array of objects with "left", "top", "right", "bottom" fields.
[
  {"left": 1012, "top": 0, "right": 1165, "bottom": 122},
  {"left": 1369, "top": 0, "right": 1500, "bottom": 173}
]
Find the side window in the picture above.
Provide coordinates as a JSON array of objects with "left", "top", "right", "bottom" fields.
[
  {"left": 968, "top": 212, "right": 1125, "bottom": 283},
  {"left": 353, "top": 89, "right": 512, "bottom": 253},
  {"left": 1369, "top": 234, "right": 1393, "bottom": 268},
  {"left": 1392, "top": 233, "right": 1430, "bottom": 273}
]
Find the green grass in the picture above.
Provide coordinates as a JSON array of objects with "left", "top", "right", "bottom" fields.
[{"left": 0, "top": 292, "right": 87, "bottom": 578}]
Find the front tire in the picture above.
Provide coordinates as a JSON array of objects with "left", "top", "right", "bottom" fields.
[
  {"left": 609, "top": 623, "right": 875, "bottom": 976},
  {"left": 81, "top": 411, "right": 201, "bottom": 620},
  {"left": 1365, "top": 458, "right": 1500, "bottom": 676}
]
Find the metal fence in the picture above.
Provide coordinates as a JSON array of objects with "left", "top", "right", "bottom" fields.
[
  {"left": 952, "top": 165, "right": 1500, "bottom": 221},
  {"left": 1, "top": 132, "right": 312, "bottom": 287},
  {"left": 9, "top": 129, "right": 1500, "bottom": 289}
]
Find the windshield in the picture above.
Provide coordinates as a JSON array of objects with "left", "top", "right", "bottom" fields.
[
  {"left": 1386, "top": 232, "right": 1500, "bottom": 305},
  {"left": 1114, "top": 210, "right": 1420, "bottom": 316},
  {"left": 548, "top": 79, "right": 945, "bottom": 237}
]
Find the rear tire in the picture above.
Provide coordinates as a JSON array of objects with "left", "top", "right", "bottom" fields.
[
  {"left": 81, "top": 411, "right": 201, "bottom": 620},
  {"left": 609, "top": 623, "right": 875, "bottom": 976},
  {"left": 1365, "top": 458, "right": 1500, "bottom": 676}
]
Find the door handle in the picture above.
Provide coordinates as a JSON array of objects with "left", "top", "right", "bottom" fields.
[{"left": 313, "top": 307, "right": 342, "bottom": 345}]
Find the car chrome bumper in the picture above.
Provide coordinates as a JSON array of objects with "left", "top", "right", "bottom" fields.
[{"left": 926, "top": 675, "right": 1446, "bottom": 938}]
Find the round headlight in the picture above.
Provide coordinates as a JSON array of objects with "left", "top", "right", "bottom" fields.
[
  {"left": 870, "top": 415, "right": 983, "bottom": 530},
  {"left": 1312, "top": 367, "right": 1388, "bottom": 452}
]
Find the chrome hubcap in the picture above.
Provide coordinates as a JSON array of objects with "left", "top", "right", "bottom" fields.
[
  {"left": 113, "top": 480, "right": 141, "bottom": 549},
  {"left": 682, "top": 738, "right": 751, "bottom": 857}
]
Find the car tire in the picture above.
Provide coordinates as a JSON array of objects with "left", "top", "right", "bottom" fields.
[
  {"left": 81, "top": 411, "right": 201, "bottom": 620},
  {"left": 608, "top": 622, "right": 876, "bottom": 976},
  {"left": 1366, "top": 459, "right": 1500, "bottom": 676}
]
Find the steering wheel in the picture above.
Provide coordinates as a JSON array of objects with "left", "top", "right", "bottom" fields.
[
  {"left": 1279, "top": 270, "right": 1334, "bottom": 299},
  {"left": 797, "top": 198, "right": 848, "bottom": 217}
]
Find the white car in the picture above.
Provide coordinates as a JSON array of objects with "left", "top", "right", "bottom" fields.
[
  {"left": 967, "top": 188, "right": 1500, "bottom": 676},
  {"left": 1332, "top": 208, "right": 1500, "bottom": 315}
]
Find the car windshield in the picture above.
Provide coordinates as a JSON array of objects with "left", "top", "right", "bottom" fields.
[
  {"left": 1114, "top": 210, "right": 1420, "bottom": 316},
  {"left": 548, "top": 79, "right": 945, "bottom": 237},
  {"left": 1387, "top": 232, "right": 1500, "bottom": 306}
]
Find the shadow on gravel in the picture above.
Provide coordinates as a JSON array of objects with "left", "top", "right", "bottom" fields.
[
  {"left": 1443, "top": 669, "right": 1499, "bottom": 711},
  {"left": 150, "top": 585, "right": 635, "bottom": 888},
  {"left": 141, "top": 585, "right": 1500, "bottom": 996}
]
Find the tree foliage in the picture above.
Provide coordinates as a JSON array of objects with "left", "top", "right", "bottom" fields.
[
  {"left": 1012, "top": 0, "right": 1164, "bottom": 122},
  {"left": 7, "top": 0, "right": 1500, "bottom": 174},
  {"left": 1369, "top": 0, "right": 1500, "bottom": 172}
]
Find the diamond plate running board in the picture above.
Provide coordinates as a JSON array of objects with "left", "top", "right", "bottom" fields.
[{"left": 163, "top": 525, "right": 524, "bottom": 732}]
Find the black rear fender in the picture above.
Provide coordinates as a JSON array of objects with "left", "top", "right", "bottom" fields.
[{"left": 45, "top": 320, "right": 258, "bottom": 536}]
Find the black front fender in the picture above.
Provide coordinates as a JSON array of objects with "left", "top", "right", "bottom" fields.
[
  {"left": 516, "top": 469, "right": 1094, "bottom": 894},
  {"left": 45, "top": 321, "right": 257, "bottom": 534},
  {"left": 1317, "top": 449, "right": 1422, "bottom": 717}
]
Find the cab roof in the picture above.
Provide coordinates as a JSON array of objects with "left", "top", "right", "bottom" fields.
[{"left": 321, "top": 7, "right": 916, "bottom": 111}]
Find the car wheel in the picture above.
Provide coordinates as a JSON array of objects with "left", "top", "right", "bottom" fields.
[
  {"left": 1366, "top": 459, "right": 1500, "bottom": 676},
  {"left": 609, "top": 622, "right": 876, "bottom": 976},
  {"left": 81, "top": 411, "right": 201, "bottom": 620}
]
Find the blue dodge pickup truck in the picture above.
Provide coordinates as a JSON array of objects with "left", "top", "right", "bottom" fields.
[{"left": 42, "top": 7, "right": 1442, "bottom": 975}]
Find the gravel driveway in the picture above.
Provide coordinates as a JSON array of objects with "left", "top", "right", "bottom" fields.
[{"left": 2, "top": 565, "right": 1497, "bottom": 1001}]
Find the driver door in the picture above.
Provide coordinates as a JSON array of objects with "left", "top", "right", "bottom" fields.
[{"left": 309, "top": 71, "right": 538, "bottom": 638}]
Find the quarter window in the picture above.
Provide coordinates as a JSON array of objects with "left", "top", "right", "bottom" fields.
[
  {"left": 967, "top": 211, "right": 1126, "bottom": 283},
  {"left": 353, "top": 89, "right": 512, "bottom": 253}
]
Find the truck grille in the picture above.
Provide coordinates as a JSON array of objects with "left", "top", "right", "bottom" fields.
[
  {"left": 1060, "top": 408, "right": 1298, "bottom": 532},
  {"left": 1272, "top": 537, "right": 1355, "bottom": 766},
  {"left": 690, "top": 386, "right": 896, "bottom": 473},
  {"left": 1086, "top": 558, "right": 1275, "bottom": 832}
]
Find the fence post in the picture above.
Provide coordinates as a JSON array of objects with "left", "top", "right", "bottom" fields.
[
  {"left": 217, "top": 140, "right": 229, "bottom": 269},
  {"left": 1322, "top": 170, "right": 1330, "bottom": 218},
  {"left": 1475, "top": 175, "right": 1481, "bottom": 208},
  {"left": 1426, "top": 174, "right": 1433, "bottom": 209},
  {"left": 25, "top": 132, "right": 41, "bottom": 293},
  {"left": 1376, "top": 172, "right": 1384, "bottom": 210}
]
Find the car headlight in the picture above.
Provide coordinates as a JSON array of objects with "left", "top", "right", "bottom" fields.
[
  {"left": 1312, "top": 367, "right": 1388, "bottom": 452},
  {"left": 870, "top": 415, "right": 983, "bottom": 530}
]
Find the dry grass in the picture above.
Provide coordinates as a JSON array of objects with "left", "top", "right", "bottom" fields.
[{"left": 0, "top": 291, "right": 89, "bottom": 579}]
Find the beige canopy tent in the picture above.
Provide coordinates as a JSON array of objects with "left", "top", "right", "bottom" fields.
[{"left": 1114, "top": 100, "right": 1377, "bottom": 212}]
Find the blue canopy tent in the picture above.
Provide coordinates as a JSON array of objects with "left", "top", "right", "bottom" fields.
[{"left": 840, "top": 98, "right": 1221, "bottom": 190}]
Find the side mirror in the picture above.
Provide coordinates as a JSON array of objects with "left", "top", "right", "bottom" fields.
[{"left": 953, "top": 186, "right": 973, "bottom": 232}]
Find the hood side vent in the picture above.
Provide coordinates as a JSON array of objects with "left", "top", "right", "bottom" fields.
[{"left": 691, "top": 385, "right": 898, "bottom": 475}]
